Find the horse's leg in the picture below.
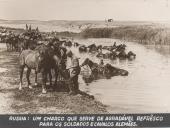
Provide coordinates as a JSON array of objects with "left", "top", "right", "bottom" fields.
[
  {"left": 11, "top": 43, "right": 13, "bottom": 51},
  {"left": 49, "top": 69, "right": 52, "bottom": 86},
  {"left": 19, "top": 65, "right": 24, "bottom": 90},
  {"left": 6, "top": 42, "right": 9, "bottom": 51},
  {"left": 9, "top": 42, "right": 11, "bottom": 51},
  {"left": 13, "top": 41, "right": 16, "bottom": 51},
  {"left": 42, "top": 70, "right": 47, "bottom": 94},
  {"left": 34, "top": 70, "right": 38, "bottom": 86},
  {"left": 54, "top": 68, "right": 58, "bottom": 85},
  {"left": 7, "top": 43, "right": 10, "bottom": 51},
  {"left": 9, "top": 42, "right": 12, "bottom": 51},
  {"left": 26, "top": 68, "right": 32, "bottom": 89}
]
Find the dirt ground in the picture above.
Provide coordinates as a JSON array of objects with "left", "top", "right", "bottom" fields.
[{"left": 0, "top": 43, "right": 108, "bottom": 114}]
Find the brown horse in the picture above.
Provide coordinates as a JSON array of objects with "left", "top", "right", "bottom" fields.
[{"left": 19, "top": 49, "right": 43, "bottom": 91}]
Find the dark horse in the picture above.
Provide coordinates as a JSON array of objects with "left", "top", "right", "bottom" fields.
[
  {"left": 19, "top": 44, "right": 67, "bottom": 93},
  {"left": 81, "top": 58, "right": 128, "bottom": 83}
]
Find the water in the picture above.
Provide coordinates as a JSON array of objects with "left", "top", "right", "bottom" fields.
[{"left": 68, "top": 38, "right": 170, "bottom": 113}]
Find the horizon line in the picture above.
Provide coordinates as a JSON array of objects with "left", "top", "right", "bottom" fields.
[{"left": 1, "top": 18, "right": 170, "bottom": 22}]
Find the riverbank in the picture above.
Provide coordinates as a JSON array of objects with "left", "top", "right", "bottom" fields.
[
  {"left": 0, "top": 44, "right": 108, "bottom": 114},
  {"left": 1, "top": 23, "right": 170, "bottom": 46}
]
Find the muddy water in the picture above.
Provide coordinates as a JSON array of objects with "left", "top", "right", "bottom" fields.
[{"left": 68, "top": 38, "right": 170, "bottom": 113}]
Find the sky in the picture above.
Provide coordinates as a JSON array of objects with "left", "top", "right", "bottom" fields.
[{"left": 0, "top": 0, "right": 170, "bottom": 21}]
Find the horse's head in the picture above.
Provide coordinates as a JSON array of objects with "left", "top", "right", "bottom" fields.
[
  {"left": 35, "top": 49, "right": 47, "bottom": 72},
  {"left": 104, "top": 64, "right": 128, "bottom": 76},
  {"left": 127, "top": 51, "right": 136, "bottom": 60},
  {"left": 51, "top": 45, "right": 67, "bottom": 69},
  {"left": 81, "top": 58, "right": 94, "bottom": 68}
]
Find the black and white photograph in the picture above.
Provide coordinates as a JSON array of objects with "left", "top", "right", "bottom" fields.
[{"left": 0, "top": 0, "right": 170, "bottom": 116}]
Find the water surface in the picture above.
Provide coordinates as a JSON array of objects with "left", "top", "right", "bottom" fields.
[{"left": 69, "top": 38, "right": 170, "bottom": 113}]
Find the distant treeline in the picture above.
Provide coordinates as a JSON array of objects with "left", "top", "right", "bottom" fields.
[
  {"left": 2, "top": 25, "right": 170, "bottom": 45},
  {"left": 80, "top": 26, "right": 170, "bottom": 45},
  {"left": 54, "top": 31, "right": 80, "bottom": 38}
]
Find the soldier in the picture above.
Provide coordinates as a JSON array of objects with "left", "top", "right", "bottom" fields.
[
  {"left": 98, "top": 59, "right": 105, "bottom": 74},
  {"left": 36, "top": 27, "right": 39, "bottom": 32},
  {"left": 99, "top": 59, "right": 104, "bottom": 66},
  {"left": 66, "top": 50, "right": 81, "bottom": 95},
  {"left": 26, "top": 24, "right": 28, "bottom": 31},
  {"left": 29, "top": 25, "right": 32, "bottom": 31}
]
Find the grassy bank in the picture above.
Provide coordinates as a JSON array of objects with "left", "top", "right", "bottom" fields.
[{"left": 80, "top": 26, "right": 170, "bottom": 45}]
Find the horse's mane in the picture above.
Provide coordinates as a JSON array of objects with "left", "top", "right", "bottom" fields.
[{"left": 53, "top": 46, "right": 62, "bottom": 58}]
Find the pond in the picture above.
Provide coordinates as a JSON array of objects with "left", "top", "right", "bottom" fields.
[{"left": 69, "top": 38, "right": 170, "bottom": 113}]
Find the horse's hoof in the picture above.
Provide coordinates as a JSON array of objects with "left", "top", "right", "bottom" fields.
[
  {"left": 19, "top": 87, "right": 22, "bottom": 90},
  {"left": 42, "top": 89, "right": 47, "bottom": 94},
  {"left": 28, "top": 86, "right": 33, "bottom": 89},
  {"left": 34, "top": 83, "right": 38, "bottom": 86}
]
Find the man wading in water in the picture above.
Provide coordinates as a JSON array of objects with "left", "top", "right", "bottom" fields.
[{"left": 66, "top": 50, "right": 81, "bottom": 95}]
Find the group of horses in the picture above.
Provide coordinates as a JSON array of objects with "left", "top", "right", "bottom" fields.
[
  {"left": 0, "top": 29, "right": 42, "bottom": 52},
  {"left": 77, "top": 42, "right": 136, "bottom": 60},
  {"left": 0, "top": 28, "right": 135, "bottom": 94},
  {"left": 19, "top": 41, "right": 69, "bottom": 93},
  {"left": 0, "top": 29, "right": 73, "bottom": 93},
  {"left": 80, "top": 58, "right": 129, "bottom": 83},
  {"left": 62, "top": 41, "right": 132, "bottom": 83}
]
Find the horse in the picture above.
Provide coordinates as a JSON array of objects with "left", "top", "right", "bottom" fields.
[
  {"left": 88, "top": 44, "right": 98, "bottom": 52},
  {"left": 64, "top": 41, "right": 72, "bottom": 47},
  {"left": 80, "top": 58, "right": 128, "bottom": 83},
  {"left": 79, "top": 45, "right": 87, "bottom": 52},
  {"left": 73, "top": 42, "right": 79, "bottom": 47},
  {"left": 96, "top": 51, "right": 117, "bottom": 60},
  {"left": 5, "top": 35, "right": 14, "bottom": 51},
  {"left": 11, "top": 34, "right": 21, "bottom": 52},
  {"left": 19, "top": 49, "right": 44, "bottom": 91},
  {"left": 104, "top": 63, "right": 128, "bottom": 76},
  {"left": 97, "top": 45, "right": 102, "bottom": 51},
  {"left": 20, "top": 30, "right": 42, "bottom": 50},
  {"left": 47, "top": 43, "right": 68, "bottom": 84},
  {"left": 35, "top": 43, "right": 67, "bottom": 90},
  {"left": 127, "top": 51, "right": 136, "bottom": 60}
]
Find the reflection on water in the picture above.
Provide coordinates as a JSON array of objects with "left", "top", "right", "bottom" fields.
[{"left": 69, "top": 38, "right": 170, "bottom": 113}]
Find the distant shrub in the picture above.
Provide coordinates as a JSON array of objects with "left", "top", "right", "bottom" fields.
[
  {"left": 81, "top": 28, "right": 113, "bottom": 38},
  {"left": 80, "top": 26, "right": 170, "bottom": 45},
  {"left": 54, "top": 31, "right": 80, "bottom": 37}
]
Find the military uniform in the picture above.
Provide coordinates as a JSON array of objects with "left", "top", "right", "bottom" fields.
[
  {"left": 66, "top": 55, "right": 80, "bottom": 94},
  {"left": 98, "top": 59, "right": 105, "bottom": 74}
]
